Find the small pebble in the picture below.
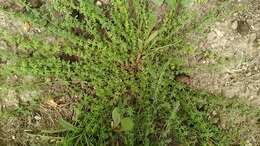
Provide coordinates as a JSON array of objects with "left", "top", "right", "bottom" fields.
[
  {"left": 231, "top": 20, "right": 238, "bottom": 30},
  {"left": 11, "top": 135, "right": 15, "bottom": 140},
  {"left": 96, "top": 1, "right": 102, "bottom": 6},
  {"left": 34, "top": 115, "right": 41, "bottom": 121}
]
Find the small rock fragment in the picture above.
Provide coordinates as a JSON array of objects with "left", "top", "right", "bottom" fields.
[
  {"left": 11, "top": 135, "right": 15, "bottom": 140},
  {"left": 96, "top": 0, "right": 110, "bottom": 6},
  {"left": 34, "top": 115, "right": 41, "bottom": 121},
  {"left": 231, "top": 20, "right": 238, "bottom": 30},
  {"left": 96, "top": 1, "right": 102, "bottom": 6}
]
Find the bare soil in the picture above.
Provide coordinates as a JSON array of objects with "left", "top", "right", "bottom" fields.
[{"left": 189, "top": 0, "right": 260, "bottom": 106}]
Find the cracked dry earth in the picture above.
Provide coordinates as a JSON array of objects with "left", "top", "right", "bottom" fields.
[{"left": 189, "top": 0, "right": 260, "bottom": 106}]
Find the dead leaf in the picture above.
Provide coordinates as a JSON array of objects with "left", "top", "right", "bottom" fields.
[
  {"left": 23, "top": 21, "right": 32, "bottom": 32},
  {"left": 45, "top": 99, "right": 58, "bottom": 108}
]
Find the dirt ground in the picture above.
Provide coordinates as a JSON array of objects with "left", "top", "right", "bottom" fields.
[{"left": 188, "top": 0, "right": 260, "bottom": 106}]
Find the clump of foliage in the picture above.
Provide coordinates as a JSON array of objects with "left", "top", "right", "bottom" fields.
[{"left": 0, "top": 0, "right": 259, "bottom": 145}]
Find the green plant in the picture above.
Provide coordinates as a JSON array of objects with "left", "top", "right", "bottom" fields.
[
  {"left": 111, "top": 107, "right": 134, "bottom": 132},
  {"left": 0, "top": 0, "right": 259, "bottom": 146}
]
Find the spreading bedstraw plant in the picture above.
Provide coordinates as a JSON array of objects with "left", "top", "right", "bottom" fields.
[{"left": 0, "top": 0, "right": 241, "bottom": 145}]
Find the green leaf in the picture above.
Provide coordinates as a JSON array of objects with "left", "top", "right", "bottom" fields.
[
  {"left": 144, "top": 30, "right": 159, "bottom": 47},
  {"left": 165, "top": 0, "right": 177, "bottom": 9},
  {"left": 180, "top": 0, "right": 193, "bottom": 7},
  {"left": 58, "top": 119, "right": 78, "bottom": 132},
  {"left": 165, "top": 0, "right": 193, "bottom": 9},
  {"left": 153, "top": 0, "right": 164, "bottom": 6},
  {"left": 112, "top": 107, "right": 121, "bottom": 127},
  {"left": 121, "top": 117, "right": 134, "bottom": 131}
]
